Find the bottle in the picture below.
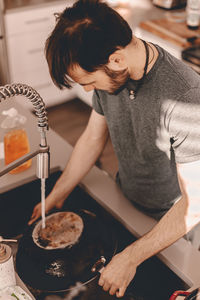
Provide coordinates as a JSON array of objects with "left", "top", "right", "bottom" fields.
[
  {"left": 186, "top": 0, "right": 200, "bottom": 30},
  {"left": 1, "top": 108, "right": 32, "bottom": 174},
  {"left": 0, "top": 244, "right": 16, "bottom": 290}
]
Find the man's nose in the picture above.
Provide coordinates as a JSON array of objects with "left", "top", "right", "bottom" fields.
[{"left": 83, "top": 85, "right": 94, "bottom": 92}]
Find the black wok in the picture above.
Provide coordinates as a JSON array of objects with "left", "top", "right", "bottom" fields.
[{"left": 16, "top": 209, "right": 117, "bottom": 292}]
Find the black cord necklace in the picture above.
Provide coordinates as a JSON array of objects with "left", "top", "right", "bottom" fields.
[
  {"left": 148, "top": 43, "right": 155, "bottom": 65},
  {"left": 129, "top": 39, "right": 150, "bottom": 100}
]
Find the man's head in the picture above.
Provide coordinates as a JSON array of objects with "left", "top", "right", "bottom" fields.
[{"left": 45, "top": 0, "right": 132, "bottom": 93}]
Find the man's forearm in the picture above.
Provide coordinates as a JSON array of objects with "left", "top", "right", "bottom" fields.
[
  {"left": 128, "top": 159, "right": 200, "bottom": 267},
  {"left": 98, "top": 196, "right": 194, "bottom": 298},
  {"left": 127, "top": 196, "right": 190, "bottom": 266},
  {"left": 49, "top": 128, "right": 108, "bottom": 202},
  {"left": 97, "top": 162, "right": 200, "bottom": 297}
]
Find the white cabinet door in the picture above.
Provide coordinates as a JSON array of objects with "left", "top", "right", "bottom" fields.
[
  {"left": 6, "top": 30, "right": 50, "bottom": 76},
  {"left": 4, "top": 1, "right": 76, "bottom": 107}
]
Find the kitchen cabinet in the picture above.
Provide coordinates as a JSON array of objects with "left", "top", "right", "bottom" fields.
[{"left": 3, "top": 0, "right": 76, "bottom": 108}]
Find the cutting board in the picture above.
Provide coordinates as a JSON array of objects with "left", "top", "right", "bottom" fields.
[{"left": 139, "top": 18, "right": 200, "bottom": 48}]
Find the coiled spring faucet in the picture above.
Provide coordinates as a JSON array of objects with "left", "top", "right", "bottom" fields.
[{"left": 0, "top": 83, "right": 50, "bottom": 179}]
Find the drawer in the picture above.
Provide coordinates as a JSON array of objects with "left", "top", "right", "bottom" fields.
[
  {"left": 9, "top": 69, "right": 76, "bottom": 108},
  {"left": 4, "top": 1, "right": 74, "bottom": 36},
  {"left": 9, "top": 66, "right": 76, "bottom": 106},
  {"left": 6, "top": 30, "right": 50, "bottom": 75},
  {"left": 9, "top": 66, "right": 51, "bottom": 88},
  {"left": 37, "top": 83, "right": 76, "bottom": 107},
  {"left": 15, "top": 83, "right": 75, "bottom": 109}
]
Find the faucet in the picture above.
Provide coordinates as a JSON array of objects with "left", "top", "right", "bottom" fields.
[{"left": 0, "top": 83, "right": 50, "bottom": 179}]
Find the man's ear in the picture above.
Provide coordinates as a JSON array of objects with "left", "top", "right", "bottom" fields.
[{"left": 107, "top": 51, "right": 127, "bottom": 71}]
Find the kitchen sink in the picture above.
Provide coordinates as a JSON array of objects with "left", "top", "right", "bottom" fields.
[
  {"left": 0, "top": 172, "right": 62, "bottom": 238},
  {"left": 0, "top": 171, "right": 188, "bottom": 300}
]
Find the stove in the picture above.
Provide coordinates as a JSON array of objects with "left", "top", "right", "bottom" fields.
[{"left": 2, "top": 171, "right": 187, "bottom": 300}]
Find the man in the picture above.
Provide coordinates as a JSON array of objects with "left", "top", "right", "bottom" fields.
[{"left": 29, "top": 0, "right": 200, "bottom": 297}]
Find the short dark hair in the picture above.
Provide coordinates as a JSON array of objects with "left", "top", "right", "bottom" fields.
[{"left": 45, "top": 0, "right": 132, "bottom": 89}]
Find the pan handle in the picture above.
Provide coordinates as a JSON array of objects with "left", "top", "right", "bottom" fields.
[
  {"left": 169, "top": 290, "right": 190, "bottom": 299},
  {"left": 91, "top": 256, "right": 106, "bottom": 273}
]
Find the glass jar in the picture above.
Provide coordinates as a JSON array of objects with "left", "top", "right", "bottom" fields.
[
  {"left": 1, "top": 108, "right": 32, "bottom": 174},
  {"left": 4, "top": 127, "right": 32, "bottom": 174}
]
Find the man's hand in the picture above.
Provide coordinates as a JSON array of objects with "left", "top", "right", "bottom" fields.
[
  {"left": 28, "top": 195, "right": 65, "bottom": 225},
  {"left": 28, "top": 202, "right": 42, "bottom": 225},
  {"left": 98, "top": 247, "right": 137, "bottom": 298}
]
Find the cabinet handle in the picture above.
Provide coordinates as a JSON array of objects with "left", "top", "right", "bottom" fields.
[
  {"left": 25, "top": 17, "right": 49, "bottom": 25},
  {"left": 28, "top": 48, "right": 44, "bottom": 54},
  {"left": 34, "top": 83, "right": 52, "bottom": 89}
]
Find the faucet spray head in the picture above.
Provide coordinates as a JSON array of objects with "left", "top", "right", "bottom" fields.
[{"left": 36, "top": 145, "right": 50, "bottom": 179}]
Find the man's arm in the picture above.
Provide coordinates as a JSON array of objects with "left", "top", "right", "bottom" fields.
[
  {"left": 99, "top": 160, "right": 200, "bottom": 297},
  {"left": 29, "top": 109, "right": 108, "bottom": 224}
]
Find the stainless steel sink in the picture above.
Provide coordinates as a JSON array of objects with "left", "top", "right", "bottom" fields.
[{"left": 0, "top": 171, "right": 188, "bottom": 300}]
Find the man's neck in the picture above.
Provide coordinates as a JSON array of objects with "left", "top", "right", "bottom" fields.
[{"left": 128, "top": 38, "right": 158, "bottom": 81}]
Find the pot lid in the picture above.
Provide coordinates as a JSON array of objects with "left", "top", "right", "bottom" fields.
[{"left": 16, "top": 209, "right": 117, "bottom": 292}]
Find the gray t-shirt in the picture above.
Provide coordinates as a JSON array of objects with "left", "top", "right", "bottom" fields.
[{"left": 92, "top": 44, "right": 200, "bottom": 219}]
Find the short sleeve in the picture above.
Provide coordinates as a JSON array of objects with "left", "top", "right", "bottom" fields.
[
  {"left": 92, "top": 90, "right": 104, "bottom": 115},
  {"left": 168, "top": 88, "right": 200, "bottom": 163}
]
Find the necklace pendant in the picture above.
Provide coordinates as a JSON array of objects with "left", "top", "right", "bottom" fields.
[{"left": 129, "top": 90, "right": 135, "bottom": 100}]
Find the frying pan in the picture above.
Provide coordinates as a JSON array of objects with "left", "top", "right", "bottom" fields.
[
  {"left": 170, "top": 288, "right": 200, "bottom": 299},
  {"left": 16, "top": 209, "right": 117, "bottom": 292}
]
